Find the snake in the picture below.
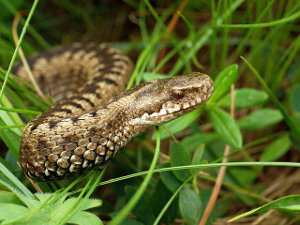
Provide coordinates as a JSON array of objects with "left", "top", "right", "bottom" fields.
[{"left": 14, "top": 42, "right": 214, "bottom": 180}]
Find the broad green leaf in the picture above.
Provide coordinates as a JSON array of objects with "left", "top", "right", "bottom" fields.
[
  {"left": 181, "top": 133, "right": 218, "bottom": 153},
  {"left": 0, "top": 0, "right": 25, "bottom": 19},
  {"left": 230, "top": 195, "right": 300, "bottom": 222},
  {"left": 0, "top": 94, "right": 23, "bottom": 135},
  {"left": 0, "top": 191, "right": 21, "bottom": 204},
  {"left": 0, "top": 120, "right": 20, "bottom": 156},
  {"left": 208, "top": 64, "right": 238, "bottom": 104},
  {"left": 160, "top": 170, "right": 181, "bottom": 192},
  {"left": 119, "top": 219, "right": 145, "bottom": 225},
  {"left": 209, "top": 106, "right": 242, "bottom": 149},
  {"left": 260, "top": 134, "right": 291, "bottom": 162},
  {"left": 17, "top": 193, "right": 103, "bottom": 225},
  {"left": 34, "top": 193, "right": 53, "bottom": 203},
  {"left": 170, "top": 143, "right": 191, "bottom": 181},
  {"left": 219, "top": 88, "right": 268, "bottom": 108},
  {"left": 80, "top": 198, "right": 102, "bottom": 210},
  {"left": 229, "top": 168, "right": 258, "bottom": 187},
  {"left": 291, "top": 115, "right": 300, "bottom": 147},
  {"left": 280, "top": 205, "right": 300, "bottom": 211},
  {"left": 68, "top": 211, "right": 103, "bottom": 225},
  {"left": 0, "top": 162, "right": 34, "bottom": 205},
  {"left": 141, "top": 72, "right": 166, "bottom": 82},
  {"left": 191, "top": 145, "right": 205, "bottom": 175},
  {"left": 238, "top": 109, "right": 283, "bottom": 130},
  {"left": 0, "top": 203, "right": 28, "bottom": 221},
  {"left": 179, "top": 187, "right": 202, "bottom": 225},
  {"left": 51, "top": 197, "right": 102, "bottom": 223},
  {"left": 153, "top": 109, "right": 201, "bottom": 140},
  {"left": 290, "top": 84, "right": 300, "bottom": 112}
]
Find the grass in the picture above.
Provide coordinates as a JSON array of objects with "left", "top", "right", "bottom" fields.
[{"left": 0, "top": 1, "right": 300, "bottom": 225}]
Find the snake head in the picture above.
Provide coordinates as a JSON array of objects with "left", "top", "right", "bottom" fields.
[{"left": 128, "top": 73, "right": 213, "bottom": 126}]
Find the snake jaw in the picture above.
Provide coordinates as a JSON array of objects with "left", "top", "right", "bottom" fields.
[
  {"left": 129, "top": 95, "right": 206, "bottom": 125},
  {"left": 129, "top": 74, "right": 213, "bottom": 126}
]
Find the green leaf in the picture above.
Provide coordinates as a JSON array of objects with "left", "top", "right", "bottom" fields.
[
  {"left": 170, "top": 143, "right": 191, "bottom": 181},
  {"left": 50, "top": 198, "right": 101, "bottom": 223},
  {"left": 219, "top": 88, "right": 268, "bottom": 108},
  {"left": 290, "top": 84, "right": 300, "bottom": 113},
  {"left": 160, "top": 170, "right": 181, "bottom": 192},
  {"left": 0, "top": 94, "right": 23, "bottom": 136},
  {"left": 0, "top": 203, "right": 28, "bottom": 221},
  {"left": 0, "top": 191, "right": 21, "bottom": 204},
  {"left": 153, "top": 110, "right": 201, "bottom": 140},
  {"left": 191, "top": 145, "right": 205, "bottom": 175},
  {"left": 230, "top": 195, "right": 300, "bottom": 222},
  {"left": 260, "top": 134, "right": 291, "bottom": 162},
  {"left": 0, "top": 120, "right": 20, "bottom": 156},
  {"left": 241, "top": 56, "right": 300, "bottom": 142},
  {"left": 208, "top": 64, "right": 238, "bottom": 104},
  {"left": 229, "top": 167, "right": 258, "bottom": 187},
  {"left": 0, "top": 162, "right": 34, "bottom": 205},
  {"left": 290, "top": 115, "right": 300, "bottom": 147},
  {"left": 238, "top": 109, "right": 283, "bottom": 130},
  {"left": 0, "top": 0, "right": 24, "bottom": 19},
  {"left": 119, "top": 219, "right": 145, "bottom": 225},
  {"left": 68, "top": 211, "right": 103, "bottom": 225},
  {"left": 209, "top": 106, "right": 242, "bottom": 149},
  {"left": 181, "top": 133, "right": 218, "bottom": 153},
  {"left": 141, "top": 72, "right": 166, "bottom": 82},
  {"left": 19, "top": 193, "right": 103, "bottom": 225},
  {"left": 81, "top": 198, "right": 102, "bottom": 210},
  {"left": 179, "top": 187, "right": 202, "bottom": 225}
]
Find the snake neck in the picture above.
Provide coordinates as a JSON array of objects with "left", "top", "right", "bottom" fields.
[{"left": 20, "top": 105, "right": 146, "bottom": 179}]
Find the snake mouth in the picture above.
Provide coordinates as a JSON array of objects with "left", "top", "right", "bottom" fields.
[
  {"left": 130, "top": 92, "right": 209, "bottom": 125},
  {"left": 128, "top": 73, "right": 213, "bottom": 126}
]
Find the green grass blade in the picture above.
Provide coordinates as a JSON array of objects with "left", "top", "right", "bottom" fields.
[
  {"left": 0, "top": 0, "right": 40, "bottom": 99},
  {"left": 109, "top": 131, "right": 161, "bottom": 225},
  {"left": 220, "top": 9, "right": 300, "bottom": 28},
  {"left": 152, "top": 177, "right": 192, "bottom": 225}
]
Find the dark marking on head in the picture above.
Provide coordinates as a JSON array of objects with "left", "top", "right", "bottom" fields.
[
  {"left": 94, "top": 92, "right": 101, "bottom": 99},
  {"left": 87, "top": 126, "right": 98, "bottom": 138},
  {"left": 63, "top": 134, "right": 78, "bottom": 143},
  {"left": 30, "top": 123, "right": 39, "bottom": 132},
  {"left": 84, "top": 83, "right": 98, "bottom": 93},
  {"left": 89, "top": 111, "right": 97, "bottom": 117},
  {"left": 75, "top": 96, "right": 96, "bottom": 107},
  {"left": 93, "top": 77, "right": 118, "bottom": 86},
  {"left": 37, "top": 139, "right": 47, "bottom": 149},
  {"left": 56, "top": 108, "right": 73, "bottom": 114},
  {"left": 65, "top": 101, "right": 84, "bottom": 110},
  {"left": 71, "top": 116, "right": 79, "bottom": 123},
  {"left": 48, "top": 120, "right": 59, "bottom": 129},
  {"left": 95, "top": 67, "right": 113, "bottom": 74},
  {"left": 38, "top": 74, "right": 46, "bottom": 85}
]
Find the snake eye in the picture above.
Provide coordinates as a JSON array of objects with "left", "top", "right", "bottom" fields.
[{"left": 172, "top": 90, "right": 184, "bottom": 100}]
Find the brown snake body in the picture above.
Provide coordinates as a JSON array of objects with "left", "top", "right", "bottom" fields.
[{"left": 15, "top": 43, "right": 213, "bottom": 180}]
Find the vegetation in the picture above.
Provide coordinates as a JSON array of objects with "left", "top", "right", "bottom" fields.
[{"left": 0, "top": 1, "right": 300, "bottom": 224}]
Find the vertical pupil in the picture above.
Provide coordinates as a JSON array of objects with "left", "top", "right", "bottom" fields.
[{"left": 173, "top": 91, "right": 184, "bottom": 99}]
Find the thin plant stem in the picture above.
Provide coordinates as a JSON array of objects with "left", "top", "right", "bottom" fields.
[
  {"left": 0, "top": 0, "right": 40, "bottom": 100},
  {"left": 198, "top": 85, "right": 235, "bottom": 225},
  {"left": 12, "top": 12, "right": 46, "bottom": 100}
]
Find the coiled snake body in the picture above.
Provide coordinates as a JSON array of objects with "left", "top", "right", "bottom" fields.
[{"left": 15, "top": 43, "right": 213, "bottom": 180}]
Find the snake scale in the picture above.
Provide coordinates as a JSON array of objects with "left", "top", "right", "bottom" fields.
[{"left": 14, "top": 43, "right": 213, "bottom": 180}]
